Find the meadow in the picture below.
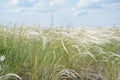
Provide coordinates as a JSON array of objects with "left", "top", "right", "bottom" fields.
[{"left": 0, "top": 25, "right": 120, "bottom": 80}]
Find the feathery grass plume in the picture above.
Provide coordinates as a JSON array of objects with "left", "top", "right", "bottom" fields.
[
  {"left": 0, "top": 73, "right": 22, "bottom": 80},
  {"left": 82, "top": 72, "right": 107, "bottom": 80},
  {"left": 0, "top": 55, "right": 5, "bottom": 62},
  {"left": 0, "top": 25, "right": 120, "bottom": 80},
  {"left": 56, "top": 69, "right": 80, "bottom": 80}
]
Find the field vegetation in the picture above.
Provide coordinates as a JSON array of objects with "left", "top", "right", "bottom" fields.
[{"left": 0, "top": 25, "right": 120, "bottom": 80}]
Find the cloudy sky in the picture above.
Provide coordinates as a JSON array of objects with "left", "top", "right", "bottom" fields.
[{"left": 0, "top": 0, "right": 120, "bottom": 27}]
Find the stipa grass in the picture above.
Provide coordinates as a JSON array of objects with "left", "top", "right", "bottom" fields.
[
  {"left": 0, "top": 26, "right": 120, "bottom": 80},
  {"left": 0, "top": 73, "right": 22, "bottom": 80}
]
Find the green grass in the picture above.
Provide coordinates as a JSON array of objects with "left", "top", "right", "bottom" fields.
[{"left": 0, "top": 26, "right": 120, "bottom": 80}]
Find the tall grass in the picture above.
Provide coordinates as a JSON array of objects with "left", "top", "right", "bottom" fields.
[{"left": 0, "top": 25, "right": 120, "bottom": 80}]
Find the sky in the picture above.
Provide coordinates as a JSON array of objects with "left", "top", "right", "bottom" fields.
[{"left": 0, "top": 0, "right": 120, "bottom": 27}]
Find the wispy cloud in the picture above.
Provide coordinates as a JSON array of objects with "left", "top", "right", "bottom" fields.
[
  {"left": 6, "top": 7, "right": 23, "bottom": 13},
  {"left": 9, "top": 0, "right": 20, "bottom": 6},
  {"left": 22, "top": 0, "right": 67, "bottom": 16},
  {"left": 71, "top": 8, "right": 87, "bottom": 16},
  {"left": 0, "top": 0, "right": 22, "bottom": 13},
  {"left": 0, "top": 0, "right": 67, "bottom": 15},
  {"left": 22, "top": 2, "right": 45, "bottom": 16},
  {"left": 27, "top": 0, "right": 38, "bottom": 3},
  {"left": 0, "top": 0, "right": 120, "bottom": 27},
  {"left": 49, "top": 0, "right": 68, "bottom": 6},
  {"left": 102, "top": 2, "right": 120, "bottom": 10},
  {"left": 77, "top": 0, "right": 100, "bottom": 8},
  {"left": 0, "top": 0, "right": 20, "bottom": 8},
  {"left": 72, "top": 0, "right": 101, "bottom": 16}
]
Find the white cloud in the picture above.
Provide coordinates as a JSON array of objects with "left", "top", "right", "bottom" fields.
[
  {"left": 0, "top": 0, "right": 22, "bottom": 14},
  {"left": 49, "top": 0, "right": 67, "bottom": 6},
  {"left": 1, "top": 0, "right": 20, "bottom": 8},
  {"left": 72, "top": 0, "right": 101, "bottom": 16},
  {"left": 4, "top": 7, "right": 22, "bottom": 13},
  {"left": 71, "top": 8, "right": 87, "bottom": 16},
  {"left": 110, "top": 3, "right": 120, "bottom": 9},
  {"left": 27, "top": 0, "right": 38, "bottom": 3},
  {"left": 31, "top": 2, "right": 45, "bottom": 11},
  {"left": 102, "top": 2, "right": 120, "bottom": 9},
  {"left": 9, "top": 0, "right": 20, "bottom": 6},
  {"left": 77, "top": 0, "right": 100, "bottom": 8},
  {"left": 22, "top": 2, "right": 45, "bottom": 16}
]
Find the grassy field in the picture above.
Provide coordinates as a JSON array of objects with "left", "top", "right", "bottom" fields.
[{"left": 0, "top": 25, "right": 120, "bottom": 80}]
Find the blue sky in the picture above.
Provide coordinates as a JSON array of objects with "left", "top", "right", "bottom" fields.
[{"left": 0, "top": 0, "right": 120, "bottom": 27}]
